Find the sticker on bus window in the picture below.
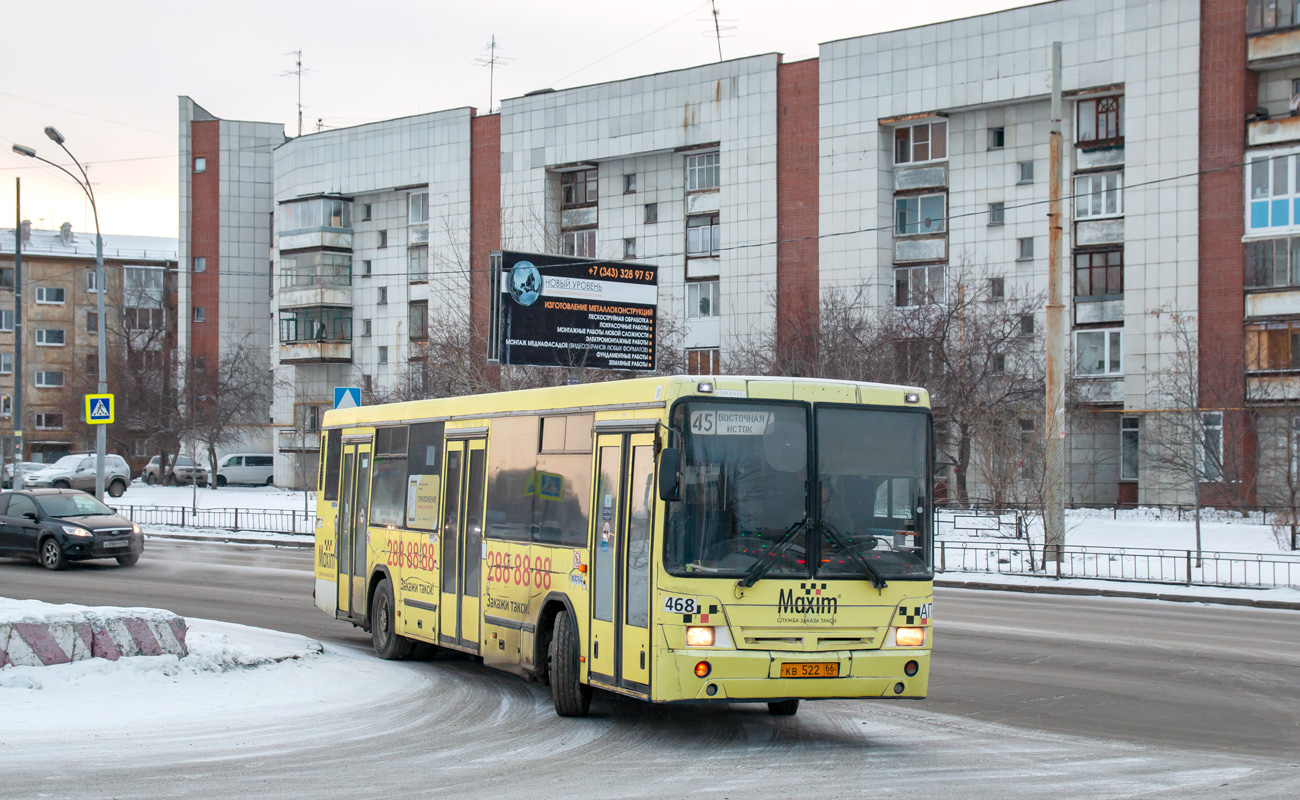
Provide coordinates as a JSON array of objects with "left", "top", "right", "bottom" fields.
[
  {"left": 662, "top": 596, "right": 698, "bottom": 615},
  {"left": 689, "top": 409, "right": 771, "bottom": 436}
]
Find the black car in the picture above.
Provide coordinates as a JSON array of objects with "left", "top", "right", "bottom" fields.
[{"left": 0, "top": 489, "right": 144, "bottom": 570}]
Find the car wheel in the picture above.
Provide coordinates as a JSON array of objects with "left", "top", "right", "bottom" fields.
[
  {"left": 216, "top": 475, "right": 227, "bottom": 487},
  {"left": 166, "top": 474, "right": 177, "bottom": 486},
  {"left": 549, "top": 611, "right": 592, "bottom": 717},
  {"left": 767, "top": 699, "right": 800, "bottom": 716},
  {"left": 116, "top": 553, "right": 141, "bottom": 567},
  {"left": 108, "top": 480, "right": 127, "bottom": 498},
  {"left": 40, "top": 537, "right": 67, "bottom": 571},
  {"left": 53, "top": 480, "right": 71, "bottom": 489},
  {"left": 145, "top": 472, "right": 157, "bottom": 485},
  {"left": 265, "top": 477, "right": 275, "bottom": 487},
  {"left": 370, "top": 579, "right": 415, "bottom": 660}
]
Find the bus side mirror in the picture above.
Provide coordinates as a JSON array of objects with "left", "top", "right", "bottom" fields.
[{"left": 658, "top": 448, "right": 681, "bottom": 502}]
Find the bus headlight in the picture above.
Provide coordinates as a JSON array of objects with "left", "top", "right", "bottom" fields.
[
  {"left": 685, "top": 626, "right": 715, "bottom": 647},
  {"left": 894, "top": 627, "right": 925, "bottom": 647}
]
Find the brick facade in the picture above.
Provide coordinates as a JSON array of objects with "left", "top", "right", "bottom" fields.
[
  {"left": 470, "top": 113, "right": 501, "bottom": 366},
  {"left": 776, "top": 58, "right": 819, "bottom": 369},
  {"left": 189, "top": 120, "right": 220, "bottom": 372}
]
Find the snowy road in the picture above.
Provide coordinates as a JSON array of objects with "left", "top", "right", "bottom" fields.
[{"left": 2, "top": 541, "right": 1299, "bottom": 798}]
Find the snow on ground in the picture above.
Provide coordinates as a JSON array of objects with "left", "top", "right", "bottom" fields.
[
  {"left": 116, "top": 482, "right": 315, "bottom": 511},
  {"left": 937, "top": 572, "right": 1300, "bottom": 605}
]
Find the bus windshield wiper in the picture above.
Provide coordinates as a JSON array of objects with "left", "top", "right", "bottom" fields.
[
  {"left": 737, "top": 518, "right": 809, "bottom": 588},
  {"left": 820, "top": 521, "right": 888, "bottom": 589}
]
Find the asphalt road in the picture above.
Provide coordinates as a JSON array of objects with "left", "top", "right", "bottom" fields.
[{"left": 3, "top": 540, "right": 1299, "bottom": 798}]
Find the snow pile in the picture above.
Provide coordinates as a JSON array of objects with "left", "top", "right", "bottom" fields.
[{"left": 0, "top": 597, "right": 188, "bottom": 667}]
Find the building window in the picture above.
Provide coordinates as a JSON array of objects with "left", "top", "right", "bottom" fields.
[
  {"left": 280, "top": 198, "right": 352, "bottom": 231},
  {"left": 193, "top": 307, "right": 206, "bottom": 323},
  {"left": 35, "top": 329, "right": 65, "bottom": 346},
  {"left": 1074, "top": 249, "right": 1123, "bottom": 299},
  {"left": 1019, "top": 314, "right": 1035, "bottom": 337},
  {"left": 1247, "top": 0, "right": 1300, "bottom": 34},
  {"left": 562, "top": 229, "right": 597, "bottom": 258},
  {"left": 408, "top": 301, "right": 428, "bottom": 341},
  {"left": 1075, "top": 328, "right": 1123, "bottom": 376},
  {"left": 1245, "top": 238, "right": 1300, "bottom": 288},
  {"left": 0, "top": 394, "right": 9, "bottom": 416},
  {"left": 87, "top": 271, "right": 98, "bottom": 292},
  {"left": 362, "top": 203, "right": 372, "bottom": 221},
  {"left": 1202, "top": 412, "right": 1224, "bottom": 481},
  {"left": 1018, "top": 161, "right": 1035, "bottom": 184},
  {"left": 278, "top": 307, "right": 352, "bottom": 342},
  {"left": 624, "top": 174, "right": 637, "bottom": 194},
  {"left": 193, "top": 356, "right": 206, "bottom": 371},
  {"left": 194, "top": 157, "right": 206, "bottom": 173},
  {"left": 0, "top": 353, "right": 12, "bottom": 373},
  {"left": 0, "top": 268, "right": 11, "bottom": 289},
  {"left": 687, "top": 280, "right": 720, "bottom": 319},
  {"left": 362, "top": 374, "right": 372, "bottom": 393},
  {"left": 408, "top": 246, "right": 428, "bottom": 281},
  {"left": 35, "top": 413, "right": 63, "bottom": 430},
  {"left": 409, "top": 191, "right": 429, "bottom": 224},
  {"left": 893, "top": 120, "right": 948, "bottom": 165},
  {"left": 1246, "top": 320, "right": 1300, "bottom": 370},
  {"left": 991, "top": 353, "right": 1007, "bottom": 373},
  {"left": 378, "top": 346, "right": 389, "bottom": 364},
  {"left": 377, "top": 287, "right": 387, "bottom": 305},
  {"left": 989, "top": 202, "right": 1006, "bottom": 226},
  {"left": 1120, "top": 416, "right": 1139, "bottom": 481},
  {"left": 686, "top": 214, "right": 720, "bottom": 257},
  {"left": 1076, "top": 96, "right": 1123, "bottom": 144},
  {"left": 1018, "top": 418, "right": 1038, "bottom": 478},
  {"left": 561, "top": 168, "right": 598, "bottom": 208},
  {"left": 1075, "top": 171, "right": 1123, "bottom": 218},
  {"left": 362, "top": 259, "right": 372, "bottom": 277},
  {"left": 34, "top": 287, "right": 65, "bottom": 304},
  {"left": 989, "top": 277, "right": 1005, "bottom": 299},
  {"left": 0, "top": 309, "right": 12, "bottom": 332},
  {"left": 362, "top": 319, "right": 372, "bottom": 337},
  {"left": 378, "top": 230, "right": 388, "bottom": 248},
  {"left": 125, "top": 307, "right": 164, "bottom": 331},
  {"left": 295, "top": 404, "right": 325, "bottom": 433},
  {"left": 280, "top": 250, "right": 352, "bottom": 288},
  {"left": 687, "top": 348, "right": 721, "bottom": 375},
  {"left": 623, "top": 238, "right": 637, "bottom": 259},
  {"left": 895, "top": 264, "right": 947, "bottom": 307},
  {"left": 895, "top": 193, "right": 946, "bottom": 235},
  {"left": 35, "top": 370, "right": 64, "bottom": 388},
  {"left": 644, "top": 203, "right": 658, "bottom": 224},
  {"left": 86, "top": 352, "right": 97, "bottom": 373},
  {"left": 988, "top": 127, "right": 1006, "bottom": 150},
  {"left": 87, "top": 311, "right": 98, "bottom": 333},
  {"left": 192, "top": 256, "right": 206, "bottom": 274},
  {"left": 1017, "top": 237, "right": 1035, "bottom": 261},
  {"left": 686, "top": 152, "right": 720, "bottom": 192}
]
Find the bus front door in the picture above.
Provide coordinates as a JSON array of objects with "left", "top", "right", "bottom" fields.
[
  {"left": 335, "top": 440, "right": 373, "bottom": 623},
  {"left": 439, "top": 438, "right": 486, "bottom": 652},
  {"left": 590, "top": 432, "right": 655, "bottom": 692}
]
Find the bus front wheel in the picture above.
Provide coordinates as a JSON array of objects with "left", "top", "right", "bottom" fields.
[
  {"left": 370, "top": 578, "right": 415, "bottom": 660},
  {"left": 549, "top": 612, "right": 591, "bottom": 717}
]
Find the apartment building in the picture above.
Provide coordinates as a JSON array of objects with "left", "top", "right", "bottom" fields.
[
  {"left": 0, "top": 223, "right": 178, "bottom": 465},
  {"left": 185, "top": 0, "right": 1295, "bottom": 504}
]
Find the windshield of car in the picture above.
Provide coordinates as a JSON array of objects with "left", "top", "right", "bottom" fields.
[
  {"left": 664, "top": 402, "right": 809, "bottom": 577},
  {"left": 174, "top": 457, "right": 196, "bottom": 467},
  {"left": 35, "top": 493, "right": 116, "bottom": 518},
  {"left": 816, "top": 407, "right": 931, "bottom": 578}
]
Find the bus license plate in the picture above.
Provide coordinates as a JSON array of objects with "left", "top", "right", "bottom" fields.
[{"left": 780, "top": 662, "right": 839, "bottom": 678}]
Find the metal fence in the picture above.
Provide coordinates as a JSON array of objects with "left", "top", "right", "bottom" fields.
[
  {"left": 111, "top": 505, "right": 314, "bottom": 535},
  {"left": 935, "top": 540, "right": 1300, "bottom": 589}
]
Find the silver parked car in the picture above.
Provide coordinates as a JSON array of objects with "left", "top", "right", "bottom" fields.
[
  {"left": 3, "top": 461, "right": 48, "bottom": 489},
  {"left": 21, "top": 454, "right": 132, "bottom": 498},
  {"left": 142, "top": 455, "right": 210, "bottom": 486}
]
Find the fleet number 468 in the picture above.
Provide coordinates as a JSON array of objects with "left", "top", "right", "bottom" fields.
[{"left": 663, "top": 596, "right": 698, "bottom": 614}]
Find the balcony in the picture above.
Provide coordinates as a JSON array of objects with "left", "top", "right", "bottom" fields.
[
  {"left": 279, "top": 307, "right": 352, "bottom": 364},
  {"left": 278, "top": 428, "right": 321, "bottom": 452},
  {"left": 1249, "top": 115, "right": 1300, "bottom": 147},
  {"left": 1248, "top": 8, "right": 1300, "bottom": 70},
  {"left": 1248, "top": 375, "right": 1300, "bottom": 401}
]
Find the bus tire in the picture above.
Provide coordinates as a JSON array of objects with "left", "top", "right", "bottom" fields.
[
  {"left": 549, "top": 612, "right": 591, "bottom": 717},
  {"left": 767, "top": 699, "right": 800, "bottom": 716},
  {"left": 370, "top": 578, "right": 414, "bottom": 660}
]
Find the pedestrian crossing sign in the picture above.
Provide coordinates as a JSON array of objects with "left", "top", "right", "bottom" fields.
[{"left": 85, "top": 393, "right": 115, "bottom": 425}]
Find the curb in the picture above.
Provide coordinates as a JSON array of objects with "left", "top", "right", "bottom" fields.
[
  {"left": 144, "top": 531, "right": 314, "bottom": 549},
  {"left": 1, "top": 610, "right": 188, "bottom": 668},
  {"left": 935, "top": 578, "right": 1300, "bottom": 611}
]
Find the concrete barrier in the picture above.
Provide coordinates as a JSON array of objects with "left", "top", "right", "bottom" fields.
[{"left": 0, "top": 601, "right": 187, "bottom": 668}]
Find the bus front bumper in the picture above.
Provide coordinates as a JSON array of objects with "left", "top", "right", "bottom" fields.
[{"left": 661, "top": 647, "right": 930, "bottom": 701}]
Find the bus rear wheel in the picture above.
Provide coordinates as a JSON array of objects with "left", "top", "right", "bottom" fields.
[
  {"left": 549, "top": 612, "right": 591, "bottom": 717},
  {"left": 767, "top": 699, "right": 800, "bottom": 716},
  {"left": 370, "top": 578, "right": 415, "bottom": 660}
]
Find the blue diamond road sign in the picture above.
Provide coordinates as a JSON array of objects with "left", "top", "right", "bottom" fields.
[{"left": 334, "top": 387, "right": 361, "bottom": 410}]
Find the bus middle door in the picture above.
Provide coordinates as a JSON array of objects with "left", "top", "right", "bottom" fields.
[
  {"left": 439, "top": 437, "right": 486, "bottom": 653},
  {"left": 335, "top": 438, "right": 373, "bottom": 623}
]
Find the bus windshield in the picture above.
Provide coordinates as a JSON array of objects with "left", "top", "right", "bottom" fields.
[
  {"left": 664, "top": 402, "right": 809, "bottom": 577},
  {"left": 816, "top": 407, "right": 931, "bottom": 579}
]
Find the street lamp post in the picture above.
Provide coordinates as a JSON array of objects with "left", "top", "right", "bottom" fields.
[{"left": 13, "top": 129, "right": 108, "bottom": 500}]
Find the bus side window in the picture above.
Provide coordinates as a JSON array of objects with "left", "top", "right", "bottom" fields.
[{"left": 323, "top": 429, "right": 342, "bottom": 500}]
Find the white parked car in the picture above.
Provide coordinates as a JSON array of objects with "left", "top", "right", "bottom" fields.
[
  {"left": 216, "top": 454, "right": 275, "bottom": 486},
  {"left": 3, "top": 461, "right": 48, "bottom": 489}
]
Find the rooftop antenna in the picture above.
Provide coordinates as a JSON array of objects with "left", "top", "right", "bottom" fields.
[
  {"left": 703, "top": 1, "right": 735, "bottom": 62},
  {"left": 473, "top": 35, "right": 512, "bottom": 113},
  {"left": 281, "top": 50, "right": 314, "bottom": 136}
]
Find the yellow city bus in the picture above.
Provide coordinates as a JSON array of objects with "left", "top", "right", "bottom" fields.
[{"left": 313, "top": 375, "right": 934, "bottom": 716}]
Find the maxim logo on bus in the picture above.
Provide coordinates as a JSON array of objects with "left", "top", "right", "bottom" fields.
[{"left": 778, "top": 584, "right": 838, "bottom": 616}]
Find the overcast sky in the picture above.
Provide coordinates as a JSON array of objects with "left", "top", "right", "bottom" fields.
[{"left": 1, "top": 0, "right": 1035, "bottom": 239}]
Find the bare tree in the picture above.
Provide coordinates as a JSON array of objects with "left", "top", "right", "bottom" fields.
[{"left": 182, "top": 336, "right": 274, "bottom": 490}]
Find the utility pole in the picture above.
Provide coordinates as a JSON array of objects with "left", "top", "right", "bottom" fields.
[
  {"left": 1044, "top": 41, "right": 1066, "bottom": 567},
  {"left": 13, "top": 179, "right": 24, "bottom": 489}
]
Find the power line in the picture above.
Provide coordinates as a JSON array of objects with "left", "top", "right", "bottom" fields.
[
  {"left": 550, "top": 2, "right": 712, "bottom": 88},
  {"left": 0, "top": 90, "right": 171, "bottom": 138}
]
